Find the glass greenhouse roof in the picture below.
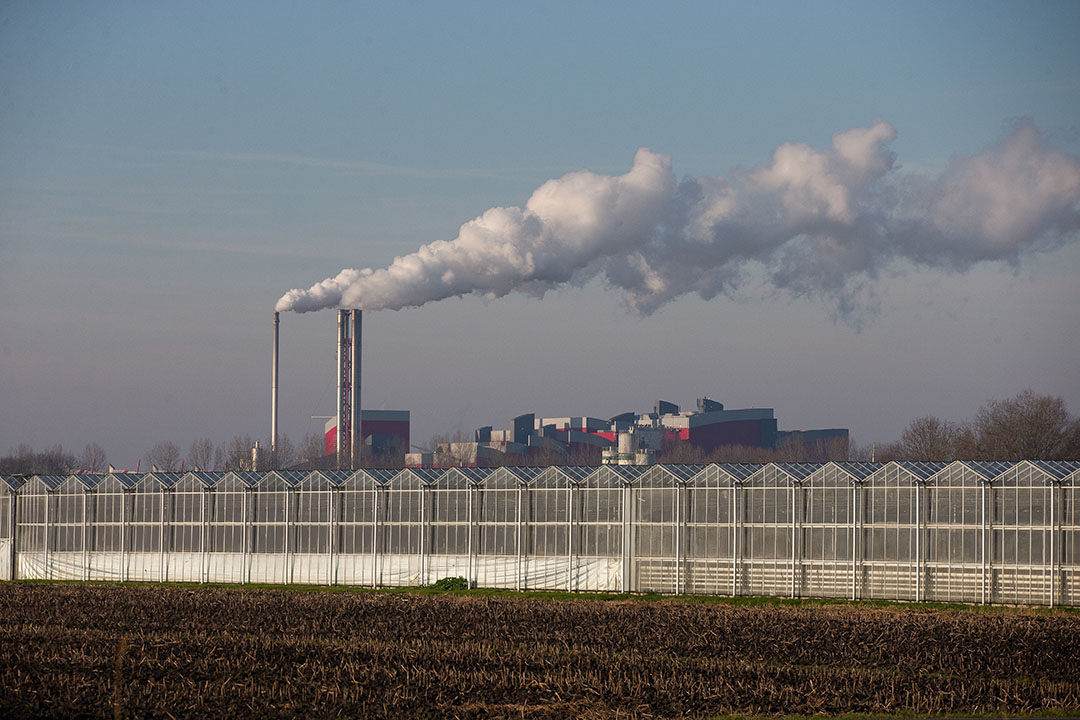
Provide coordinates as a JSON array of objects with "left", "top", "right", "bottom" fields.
[
  {"left": 772, "top": 463, "right": 818, "bottom": 482},
  {"left": 0, "top": 475, "right": 24, "bottom": 491},
  {"left": 829, "top": 462, "right": 880, "bottom": 481},
  {"left": 144, "top": 471, "right": 186, "bottom": 488},
  {"left": 181, "top": 471, "right": 228, "bottom": 488},
  {"left": 401, "top": 468, "right": 447, "bottom": 484},
  {"left": 959, "top": 460, "right": 1015, "bottom": 481},
  {"left": 714, "top": 464, "right": 761, "bottom": 481},
  {"left": 896, "top": 461, "right": 949, "bottom": 480},
  {"left": 1029, "top": 460, "right": 1080, "bottom": 480},
  {"left": 267, "top": 470, "right": 309, "bottom": 486},
  {"left": 663, "top": 464, "right": 706, "bottom": 482},
  {"left": 554, "top": 466, "right": 596, "bottom": 483},
  {"left": 223, "top": 471, "right": 265, "bottom": 487},
  {"left": 311, "top": 470, "right": 355, "bottom": 485}
]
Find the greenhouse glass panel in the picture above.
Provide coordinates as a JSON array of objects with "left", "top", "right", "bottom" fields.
[{"left": 2, "top": 463, "right": 1074, "bottom": 605}]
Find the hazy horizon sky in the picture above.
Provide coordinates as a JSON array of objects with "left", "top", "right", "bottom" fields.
[{"left": 2, "top": 1, "right": 1078, "bottom": 468}]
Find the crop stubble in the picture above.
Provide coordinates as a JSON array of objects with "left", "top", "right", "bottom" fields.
[{"left": 0, "top": 584, "right": 1077, "bottom": 719}]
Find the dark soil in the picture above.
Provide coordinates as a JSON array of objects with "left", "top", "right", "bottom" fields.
[{"left": 0, "top": 583, "right": 1077, "bottom": 719}]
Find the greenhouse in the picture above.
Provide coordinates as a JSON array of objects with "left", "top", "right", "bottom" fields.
[{"left": 1, "top": 460, "right": 1077, "bottom": 607}]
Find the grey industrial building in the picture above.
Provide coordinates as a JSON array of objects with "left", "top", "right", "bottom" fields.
[{"left": 408, "top": 397, "right": 848, "bottom": 467}]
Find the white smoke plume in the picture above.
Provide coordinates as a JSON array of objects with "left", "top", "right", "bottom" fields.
[{"left": 276, "top": 119, "right": 1080, "bottom": 316}]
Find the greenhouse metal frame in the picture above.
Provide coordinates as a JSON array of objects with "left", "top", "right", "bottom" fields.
[{"left": 1, "top": 460, "right": 1077, "bottom": 606}]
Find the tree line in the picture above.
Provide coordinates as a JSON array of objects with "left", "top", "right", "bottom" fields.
[
  {"left": 869, "top": 389, "right": 1080, "bottom": 462},
  {"left": 0, "top": 433, "right": 327, "bottom": 476},
  {"left": 142, "top": 433, "right": 332, "bottom": 472}
]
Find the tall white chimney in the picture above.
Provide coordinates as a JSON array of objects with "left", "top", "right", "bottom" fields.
[{"left": 271, "top": 311, "right": 280, "bottom": 458}]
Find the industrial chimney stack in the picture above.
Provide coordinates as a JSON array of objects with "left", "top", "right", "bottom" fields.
[
  {"left": 335, "top": 309, "right": 362, "bottom": 469},
  {"left": 350, "top": 310, "right": 361, "bottom": 469},
  {"left": 271, "top": 311, "right": 280, "bottom": 459},
  {"left": 273, "top": 308, "right": 362, "bottom": 470}
]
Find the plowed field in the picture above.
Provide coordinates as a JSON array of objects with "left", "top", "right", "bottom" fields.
[{"left": 0, "top": 583, "right": 1077, "bottom": 719}]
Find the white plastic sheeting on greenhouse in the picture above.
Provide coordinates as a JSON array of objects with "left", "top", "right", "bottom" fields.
[
  {"left": 2, "top": 460, "right": 1077, "bottom": 607},
  {"left": 0, "top": 475, "right": 17, "bottom": 581}
]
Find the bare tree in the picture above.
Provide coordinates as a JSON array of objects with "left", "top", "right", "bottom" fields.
[
  {"left": 0, "top": 444, "right": 34, "bottom": 474},
  {"left": 823, "top": 436, "right": 851, "bottom": 462},
  {"left": 710, "top": 443, "right": 774, "bottom": 463},
  {"left": 299, "top": 433, "right": 325, "bottom": 468},
  {"left": 365, "top": 436, "right": 406, "bottom": 470},
  {"left": 659, "top": 439, "right": 707, "bottom": 464},
  {"left": 42, "top": 444, "right": 77, "bottom": 474},
  {"left": 974, "top": 390, "right": 1078, "bottom": 460},
  {"left": 523, "top": 446, "right": 569, "bottom": 467},
  {"left": 899, "top": 416, "right": 959, "bottom": 461},
  {"left": 871, "top": 441, "right": 904, "bottom": 463},
  {"left": 270, "top": 433, "right": 299, "bottom": 470},
  {"left": 433, "top": 443, "right": 475, "bottom": 467},
  {"left": 430, "top": 430, "right": 475, "bottom": 467},
  {"left": 188, "top": 438, "right": 214, "bottom": 470},
  {"left": 846, "top": 437, "right": 874, "bottom": 462},
  {"left": 567, "top": 444, "right": 601, "bottom": 466},
  {"left": 146, "top": 441, "right": 181, "bottom": 472},
  {"left": 773, "top": 436, "right": 811, "bottom": 462},
  {"left": 952, "top": 424, "right": 980, "bottom": 460},
  {"left": 77, "top": 443, "right": 108, "bottom": 472},
  {"left": 0, "top": 443, "right": 75, "bottom": 475},
  {"left": 223, "top": 435, "right": 255, "bottom": 471}
]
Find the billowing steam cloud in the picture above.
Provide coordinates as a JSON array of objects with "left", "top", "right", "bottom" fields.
[{"left": 276, "top": 119, "right": 1080, "bottom": 316}]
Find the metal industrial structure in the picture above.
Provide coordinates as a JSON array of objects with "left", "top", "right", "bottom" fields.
[
  {"left": 272, "top": 309, "right": 396, "bottom": 470},
  {"left": 271, "top": 311, "right": 280, "bottom": 456},
  {"left": 335, "top": 309, "right": 362, "bottom": 469},
  {"left": 2, "top": 460, "right": 1077, "bottom": 606}
]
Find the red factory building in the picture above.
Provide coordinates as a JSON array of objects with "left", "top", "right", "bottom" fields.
[{"left": 324, "top": 410, "right": 410, "bottom": 459}]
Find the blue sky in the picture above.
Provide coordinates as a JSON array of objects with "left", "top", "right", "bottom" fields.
[{"left": 2, "top": 1, "right": 1078, "bottom": 467}]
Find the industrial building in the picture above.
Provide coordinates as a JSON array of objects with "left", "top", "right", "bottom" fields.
[
  {"left": 323, "top": 411, "right": 410, "bottom": 459},
  {"left": 271, "top": 314, "right": 841, "bottom": 471},
  {"left": 406, "top": 397, "right": 848, "bottom": 467}
]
